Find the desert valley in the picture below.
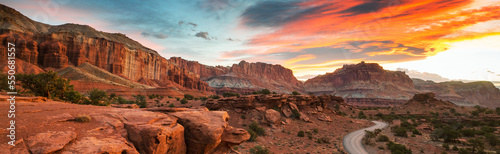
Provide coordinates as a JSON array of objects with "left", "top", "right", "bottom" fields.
[{"left": 1, "top": 2, "right": 500, "bottom": 154}]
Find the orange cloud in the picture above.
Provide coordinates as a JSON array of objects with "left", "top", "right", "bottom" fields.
[{"left": 236, "top": 0, "right": 500, "bottom": 78}]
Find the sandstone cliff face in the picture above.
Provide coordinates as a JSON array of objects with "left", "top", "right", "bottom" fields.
[
  {"left": 304, "top": 62, "right": 420, "bottom": 106},
  {"left": 413, "top": 79, "right": 500, "bottom": 108},
  {"left": 170, "top": 57, "right": 305, "bottom": 94},
  {"left": 0, "top": 4, "right": 208, "bottom": 91},
  {"left": 169, "top": 57, "right": 228, "bottom": 80}
]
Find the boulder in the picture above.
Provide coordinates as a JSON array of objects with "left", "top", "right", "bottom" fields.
[
  {"left": 317, "top": 113, "right": 332, "bottom": 122},
  {"left": 170, "top": 111, "right": 229, "bottom": 154},
  {"left": 282, "top": 103, "right": 299, "bottom": 118},
  {"left": 26, "top": 131, "right": 77, "bottom": 154},
  {"left": 211, "top": 126, "right": 251, "bottom": 154},
  {"left": 121, "top": 111, "right": 186, "bottom": 154},
  {"left": 299, "top": 112, "right": 311, "bottom": 122},
  {"left": 282, "top": 105, "right": 293, "bottom": 118},
  {"left": 316, "top": 106, "right": 323, "bottom": 112},
  {"left": 256, "top": 106, "right": 266, "bottom": 112},
  {"left": 265, "top": 109, "right": 281, "bottom": 125}
]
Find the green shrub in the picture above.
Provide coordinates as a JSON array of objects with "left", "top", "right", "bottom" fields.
[
  {"left": 0, "top": 74, "right": 10, "bottom": 91},
  {"left": 358, "top": 111, "right": 367, "bottom": 119},
  {"left": 291, "top": 91, "right": 301, "bottom": 95},
  {"left": 412, "top": 129, "right": 422, "bottom": 135},
  {"left": 87, "top": 89, "right": 109, "bottom": 106},
  {"left": 133, "top": 94, "right": 147, "bottom": 108},
  {"left": 442, "top": 143, "right": 450, "bottom": 150},
  {"left": 175, "top": 97, "right": 180, "bottom": 101},
  {"left": 249, "top": 145, "right": 270, "bottom": 154},
  {"left": 377, "top": 135, "right": 389, "bottom": 142},
  {"left": 460, "top": 129, "right": 475, "bottom": 137},
  {"left": 222, "top": 92, "right": 240, "bottom": 97},
  {"left": 75, "top": 115, "right": 91, "bottom": 123},
  {"left": 241, "top": 115, "right": 247, "bottom": 119},
  {"left": 16, "top": 71, "right": 85, "bottom": 103},
  {"left": 391, "top": 126, "right": 408, "bottom": 137},
  {"left": 485, "top": 133, "right": 499, "bottom": 146},
  {"left": 247, "top": 129, "right": 258, "bottom": 142},
  {"left": 168, "top": 103, "right": 175, "bottom": 107},
  {"left": 184, "top": 94, "right": 194, "bottom": 100},
  {"left": 480, "top": 126, "right": 496, "bottom": 134},
  {"left": 386, "top": 141, "right": 412, "bottom": 154},
  {"left": 261, "top": 89, "right": 271, "bottom": 95},
  {"left": 297, "top": 131, "right": 305, "bottom": 137},
  {"left": 64, "top": 90, "right": 83, "bottom": 104},
  {"left": 209, "top": 95, "right": 221, "bottom": 99},
  {"left": 180, "top": 98, "right": 188, "bottom": 104},
  {"left": 313, "top": 128, "right": 319, "bottom": 134},
  {"left": 452, "top": 146, "right": 459, "bottom": 151},
  {"left": 291, "top": 109, "right": 301, "bottom": 119},
  {"left": 316, "top": 137, "right": 330, "bottom": 144},
  {"left": 116, "top": 96, "right": 128, "bottom": 104},
  {"left": 17, "top": 71, "right": 74, "bottom": 99},
  {"left": 249, "top": 122, "right": 266, "bottom": 136}
]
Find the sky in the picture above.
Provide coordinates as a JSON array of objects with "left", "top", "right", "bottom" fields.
[{"left": 3, "top": 0, "right": 500, "bottom": 82}]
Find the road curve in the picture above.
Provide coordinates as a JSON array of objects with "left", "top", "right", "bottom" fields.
[{"left": 343, "top": 121, "right": 389, "bottom": 154}]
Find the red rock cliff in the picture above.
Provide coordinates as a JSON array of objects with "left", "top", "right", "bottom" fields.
[
  {"left": 169, "top": 57, "right": 228, "bottom": 80},
  {"left": 0, "top": 4, "right": 209, "bottom": 91},
  {"left": 169, "top": 57, "right": 305, "bottom": 94},
  {"left": 304, "top": 61, "right": 420, "bottom": 106}
]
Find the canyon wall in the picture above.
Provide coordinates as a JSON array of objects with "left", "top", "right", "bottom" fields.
[
  {"left": 170, "top": 58, "right": 305, "bottom": 94},
  {"left": 304, "top": 62, "right": 420, "bottom": 106},
  {"left": 0, "top": 4, "right": 208, "bottom": 91}
]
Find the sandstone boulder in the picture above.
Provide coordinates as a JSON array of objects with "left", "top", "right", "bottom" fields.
[
  {"left": 121, "top": 111, "right": 186, "bottom": 154},
  {"left": 170, "top": 111, "right": 230, "bottom": 154},
  {"left": 265, "top": 109, "right": 281, "bottom": 125},
  {"left": 316, "top": 106, "right": 323, "bottom": 112},
  {"left": 317, "top": 113, "right": 332, "bottom": 122},
  {"left": 299, "top": 112, "right": 311, "bottom": 122}
]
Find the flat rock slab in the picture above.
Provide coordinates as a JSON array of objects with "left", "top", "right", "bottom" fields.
[{"left": 27, "top": 131, "right": 77, "bottom": 154}]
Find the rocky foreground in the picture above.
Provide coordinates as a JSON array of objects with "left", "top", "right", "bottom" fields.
[{"left": 0, "top": 96, "right": 249, "bottom": 153}]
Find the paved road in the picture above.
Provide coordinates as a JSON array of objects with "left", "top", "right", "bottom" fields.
[{"left": 343, "top": 121, "right": 389, "bottom": 154}]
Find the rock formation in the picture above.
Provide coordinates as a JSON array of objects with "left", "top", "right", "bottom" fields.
[
  {"left": 413, "top": 79, "right": 500, "bottom": 108},
  {"left": 170, "top": 58, "right": 305, "bottom": 94},
  {"left": 401, "top": 92, "right": 456, "bottom": 110},
  {"left": 304, "top": 61, "right": 420, "bottom": 106},
  {"left": 0, "top": 4, "right": 209, "bottom": 91},
  {"left": 0, "top": 97, "right": 249, "bottom": 154}
]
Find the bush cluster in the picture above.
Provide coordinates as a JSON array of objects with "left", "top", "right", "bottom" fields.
[
  {"left": 222, "top": 92, "right": 240, "bottom": 97},
  {"left": 247, "top": 122, "right": 266, "bottom": 142}
]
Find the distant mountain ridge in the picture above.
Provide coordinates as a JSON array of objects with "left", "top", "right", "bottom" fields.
[
  {"left": 303, "top": 62, "right": 500, "bottom": 108},
  {"left": 413, "top": 78, "right": 500, "bottom": 108}
]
